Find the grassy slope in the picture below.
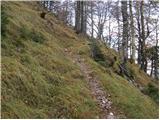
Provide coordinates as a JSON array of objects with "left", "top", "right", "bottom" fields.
[{"left": 1, "top": 1, "right": 158, "bottom": 119}]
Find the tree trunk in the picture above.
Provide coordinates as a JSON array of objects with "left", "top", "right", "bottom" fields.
[
  {"left": 108, "top": 15, "right": 111, "bottom": 47},
  {"left": 91, "top": 2, "right": 94, "bottom": 38},
  {"left": 140, "top": 0, "right": 146, "bottom": 70},
  {"left": 75, "top": 1, "right": 81, "bottom": 33},
  {"left": 121, "top": 1, "right": 128, "bottom": 63},
  {"left": 80, "top": 1, "right": 84, "bottom": 33},
  {"left": 116, "top": 0, "right": 120, "bottom": 53},
  {"left": 83, "top": 1, "right": 87, "bottom": 34},
  {"left": 117, "top": 18, "right": 120, "bottom": 52},
  {"left": 144, "top": 59, "right": 148, "bottom": 73},
  {"left": 136, "top": 1, "right": 142, "bottom": 65},
  {"left": 154, "top": 28, "right": 159, "bottom": 80},
  {"left": 150, "top": 59, "right": 153, "bottom": 77},
  {"left": 75, "top": 1, "right": 86, "bottom": 34},
  {"left": 129, "top": 0, "right": 135, "bottom": 63}
]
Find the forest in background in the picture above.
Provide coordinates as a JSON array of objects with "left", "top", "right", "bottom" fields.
[
  {"left": 40, "top": 0, "right": 159, "bottom": 79},
  {"left": 1, "top": 1, "right": 159, "bottom": 119}
]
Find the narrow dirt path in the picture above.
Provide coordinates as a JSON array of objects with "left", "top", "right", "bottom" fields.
[
  {"left": 74, "top": 55, "right": 117, "bottom": 119},
  {"left": 64, "top": 48, "right": 123, "bottom": 118}
]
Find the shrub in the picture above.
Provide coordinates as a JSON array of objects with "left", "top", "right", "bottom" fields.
[
  {"left": 97, "top": 60, "right": 107, "bottom": 67},
  {"left": 90, "top": 41, "right": 105, "bottom": 62},
  {"left": 19, "top": 26, "right": 30, "bottom": 39},
  {"left": 124, "top": 63, "right": 135, "bottom": 79},
  {"left": 13, "top": 38, "right": 26, "bottom": 52},
  {"left": 20, "top": 26, "right": 45, "bottom": 44},
  {"left": 143, "top": 83, "right": 159, "bottom": 103},
  {"left": 30, "top": 30, "right": 45, "bottom": 43},
  {"left": 1, "top": 5, "right": 9, "bottom": 37},
  {"left": 112, "top": 60, "right": 121, "bottom": 73},
  {"left": 21, "top": 54, "right": 32, "bottom": 64}
]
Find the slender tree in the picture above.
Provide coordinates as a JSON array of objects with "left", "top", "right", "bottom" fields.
[
  {"left": 75, "top": 1, "right": 81, "bottom": 33},
  {"left": 129, "top": 0, "right": 136, "bottom": 63},
  {"left": 75, "top": 1, "right": 87, "bottom": 34},
  {"left": 140, "top": 0, "right": 146, "bottom": 71},
  {"left": 91, "top": 1, "right": 94, "bottom": 38},
  {"left": 121, "top": 0, "right": 128, "bottom": 63}
]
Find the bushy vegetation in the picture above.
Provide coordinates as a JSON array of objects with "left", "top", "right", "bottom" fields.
[
  {"left": 20, "top": 26, "right": 45, "bottom": 44},
  {"left": 90, "top": 40, "right": 107, "bottom": 66},
  {"left": 1, "top": 1, "right": 158, "bottom": 119},
  {"left": 143, "top": 83, "right": 159, "bottom": 103},
  {"left": 1, "top": 2, "right": 100, "bottom": 118},
  {"left": 1, "top": 5, "right": 9, "bottom": 37},
  {"left": 86, "top": 58, "right": 158, "bottom": 118},
  {"left": 86, "top": 39, "right": 158, "bottom": 118}
]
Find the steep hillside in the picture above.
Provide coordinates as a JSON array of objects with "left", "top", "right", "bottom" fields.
[{"left": 1, "top": 2, "right": 158, "bottom": 119}]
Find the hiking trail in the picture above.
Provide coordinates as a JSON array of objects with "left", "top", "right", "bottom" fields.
[{"left": 65, "top": 48, "right": 122, "bottom": 119}]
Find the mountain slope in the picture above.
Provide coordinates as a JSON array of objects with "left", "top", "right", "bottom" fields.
[{"left": 1, "top": 1, "right": 158, "bottom": 119}]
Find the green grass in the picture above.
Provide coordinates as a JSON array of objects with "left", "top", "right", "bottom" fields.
[
  {"left": 1, "top": 5, "right": 9, "bottom": 37},
  {"left": 1, "top": 2, "right": 100, "bottom": 118},
  {"left": 1, "top": 1, "right": 159, "bottom": 119},
  {"left": 142, "top": 83, "right": 159, "bottom": 104},
  {"left": 85, "top": 58, "right": 158, "bottom": 118}
]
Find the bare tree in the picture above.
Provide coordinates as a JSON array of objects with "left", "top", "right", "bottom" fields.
[
  {"left": 121, "top": 0, "right": 128, "bottom": 63},
  {"left": 75, "top": 1, "right": 81, "bottom": 33},
  {"left": 129, "top": 0, "right": 136, "bottom": 63},
  {"left": 96, "top": 1, "right": 108, "bottom": 40},
  {"left": 75, "top": 1, "right": 87, "bottom": 34}
]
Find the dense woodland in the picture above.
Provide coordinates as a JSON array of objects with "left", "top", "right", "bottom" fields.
[{"left": 40, "top": 0, "right": 159, "bottom": 80}]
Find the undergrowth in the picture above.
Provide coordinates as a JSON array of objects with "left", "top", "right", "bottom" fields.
[
  {"left": 1, "top": 2, "right": 100, "bottom": 118},
  {"left": 20, "top": 26, "right": 45, "bottom": 44},
  {"left": 1, "top": 1, "right": 159, "bottom": 119},
  {"left": 1, "top": 5, "right": 9, "bottom": 37},
  {"left": 142, "top": 83, "right": 159, "bottom": 103},
  {"left": 90, "top": 40, "right": 108, "bottom": 67}
]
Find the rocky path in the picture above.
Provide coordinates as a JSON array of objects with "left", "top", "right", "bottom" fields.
[
  {"left": 64, "top": 47, "right": 121, "bottom": 118},
  {"left": 73, "top": 55, "right": 117, "bottom": 119}
]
